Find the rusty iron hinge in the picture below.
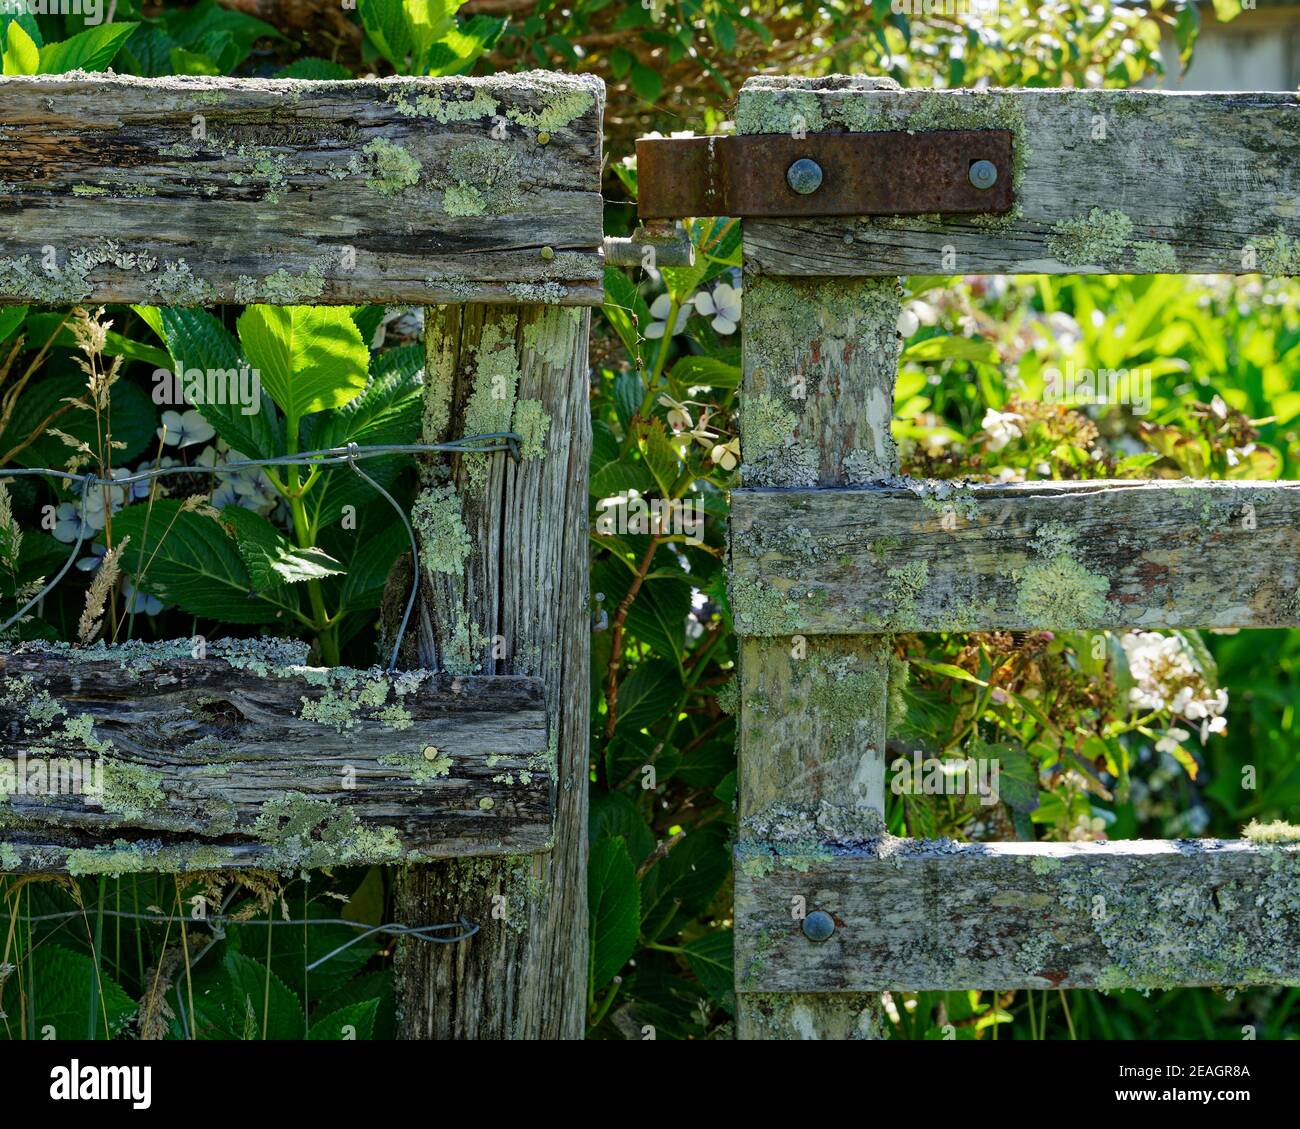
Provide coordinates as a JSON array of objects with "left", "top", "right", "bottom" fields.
[{"left": 636, "top": 130, "right": 1014, "bottom": 220}]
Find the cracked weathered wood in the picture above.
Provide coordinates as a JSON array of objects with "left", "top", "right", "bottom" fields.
[
  {"left": 0, "top": 72, "right": 604, "bottom": 306},
  {"left": 738, "top": 78, "right": 1300, "bottom": 277},
  {"left": 735, "top": 838, "right": 1300, "bottom": 992},
  {"left": 730, "top": 479, "right": 1300, "bottom": 634},
  {"left": 0, "top": 642, "right": 550, "bottom": 875},
  {"left": 733, "top": 210, "right": 901, "bottom": 1036},
  {"left": 388, "top": 302, "right": 591, "bottom": 1039}
]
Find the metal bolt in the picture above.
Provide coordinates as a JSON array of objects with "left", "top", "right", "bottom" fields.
[
  {"left": 969, "top": 160, "right": 998, "bottom": 190},
  {"left": 537, "top": 131, "right": 551, "bottom": 146},
  {"left": 422, "top": 745, "right": 440, "bottom": 761},
  {"left": 540, "top": 245, "right": 555, "bottom": 261},
  {"left": 786, "top": 157, "right": 823, "bottom": 195},
  {"left": 802, "top": 910, "right": 835, "bottom": 942}
]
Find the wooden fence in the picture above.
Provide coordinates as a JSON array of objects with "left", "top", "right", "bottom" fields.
[
  {"left": 0, "top": 72, "right": 604, "bottom": 1040},
  {"left": 729, "top": 77, "right": 1300, "bottom": 1039}
]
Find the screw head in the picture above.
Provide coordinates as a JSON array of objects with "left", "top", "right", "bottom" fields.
[
  {"left": 786, "top": 157, "right": 824, "bottom": 195},
  {"left": 969, "top": 159, "right": 998, "bottom": 190},
  {"left": 802, "top": 910, "right": 835, "bottom": 942},
  {"left": 422, "top": 745, "right": 440, "bottom": 761}
]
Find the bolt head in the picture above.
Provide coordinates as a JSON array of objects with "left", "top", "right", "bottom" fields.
[
  {"left": 802, "top": 909, "right": 835, "bottom": 942},
  {"left": 786, "top": 157, "right": 824, "bottom": 195},
  {"left": 422, "top": 745, "right": 440, "bottom": 761},
  {"left": 969, "top": 159, "right": 998, "bottom": 190}
]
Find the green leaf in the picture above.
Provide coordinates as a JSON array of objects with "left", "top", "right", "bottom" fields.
[
  {"left": 308, "top": 999, "right": 381, "bottom": 1040},
  {"left": 902, "top": 335, "right": 999, "bottom": 364},
  {"left": 630, "top": 62, "right": 663, "bottom": 103},
  {"left": 639, "top": 418, "right": 680, "bottom": 497},
  {"left": 3, "top": 20, "right": 38, "bottom": 75},
  {"left": 38, "top": 22, "right": 138, "bottom": 74},
  {"left": 669, "top": 354, "right": 740, "bottom": 391},
  {"left": 987, "top": 741, "right": 1039, "bottom": 813},
  {"left": 589, "top": 789, "right": 655, "bottom": 863},
  {"left": 421, "top": 14, "right": 505, "bottom": 76},
  {"left": 278, "top": 56, "right": 353, "bottom": 80},
  {"left": 612, "top": 656, "right": 680, "bottom": 733},
  {"left": 589, "top": 837, "right": 640, "bottom": 991},
  {"left": 0, "top": 374, "right": 155, "bottom": 468},
  {"left": 109, "top": 500, "right": 293, "bottom": 624},
  {"left": 222, "top": 505, "right": 344, "bottom": 588},
  {"left": 215, "top": 946, "right": 304, "bottom": 1035},
  {"left": 136, "top": 305, "right": 284, "bottom": 460},
  {"left": 639, "top": 823, "right": 730, "bottom": 942},
  {"left": 0, "top": 945, "right": 134, "bottom": 1039},
  {"left": 683, "top": 930, "right": 734, "bottom": 1004},
  {"left": 337, "top": 519, "right": 409, "bottom": 612},
  {"left": 236, "top": 305, "right": 369, "bottom": 422},
  {"left": 602, "top": 267, "right": 650, "bottom": 359},
  {"left": 0, "top": 305, "right": 27, "bottom": 343}
]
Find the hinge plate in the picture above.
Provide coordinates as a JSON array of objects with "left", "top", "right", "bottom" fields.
[{"left": 636, "top": 131, "right": 1014, "bottom": 220}]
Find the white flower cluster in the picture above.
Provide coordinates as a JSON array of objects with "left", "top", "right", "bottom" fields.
[{"left": 1120, "top": 630, "right": 1229, "bottom": 744}]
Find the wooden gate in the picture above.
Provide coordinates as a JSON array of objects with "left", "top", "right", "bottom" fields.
[
  {"left": 0, "top": 71, "right": 604, "bottom": 1039},
  {"left": 726, "top": 77, "right": 1300, "bottom": 1038}
]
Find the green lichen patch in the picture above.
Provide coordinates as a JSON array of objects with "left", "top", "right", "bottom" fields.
[
  {"left": 252, "top": 793, "right": 403, "bottom": 871},
  {"left": 885, "top": 561, "right": 929, "bottom": 630},
  {"left": 380, "top": 747, "right": 453, "bottom": 784},
  {"left": 1133, "top": 239, "right": 1178, "bottom": 273},
  {"left": 0, "top": 240, "right": 160, "bottom": 305},
  {"left": 1244, "top": 819, "right": 1300, "bottom": 844},
  {"left": 729, "top": 576, "right": 805, "bottom": 636},
  {"left": 359, "top": 137, "right": 422, "bottom": 196},
  {"left": 387, "top": 84, "right": 497, "bottom": 123},
  {"left": 411, "top": 484, "right": 472, "bottom": 576},
  {"left": 1011, "top": 522, "right": 1114, "bottom": 627},
  {"left": 1048, "top": 208, "right": 1133, "bottom": 268},
  {"left": 99, "top": 759, "right": 166, "bottom": 823},
  {"left": 461, "top": 323, "right": 522, "bottom": 489},
  {"left": 512, "top": 399, "right": 551, "bottom": 460},
  {"left": 64, "top": 839, "right": 232, "bottom": 877},
  {"left": 439, "top": 139, "right": 521, "bottom": 217},
  {"left": 741, "top": 395, "right": 817, "bottom": 488},
  {"left": 234, "top": 261, "right": 328, "bottom": 304},
  {"left": 1250, "top": 227, "right": 1299, "bottom": 276}
]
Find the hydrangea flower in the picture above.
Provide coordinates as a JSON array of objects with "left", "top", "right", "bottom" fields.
[
  {"left": 694, "top": 283, "right": 742, "bottom": 334},
  {"left": 981, "top": 408, "right": 1024, "bottom": 451},
  {"left": 645, "top": 294, "right": 693, "bottom": 339},
  {"left": 158, "top": 408, "right": 215, "bottom": 449}
]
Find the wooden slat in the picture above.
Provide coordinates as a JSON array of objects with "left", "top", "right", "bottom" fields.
[
  {"left": 735, "top": 838, "right": 1300, "bottom": 992},
  {"left": 0, "top": 642, "right": 551, "bottom": 874},
  {"left": 730, "top": 479, "right": 1300, "bottom": 634},
  {"left": 0, "top": 72, "right": 604, "bottom": 306},
  {"left": 737, "top": 77, "right": 1300, "bottom": 277}
]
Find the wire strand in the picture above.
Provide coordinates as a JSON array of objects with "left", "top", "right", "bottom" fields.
[{"left": 0, "top": 435, "right": 520, "bottom": 658}]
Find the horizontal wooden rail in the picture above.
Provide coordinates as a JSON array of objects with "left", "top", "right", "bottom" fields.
[
  {"left": 0, "top": 642, "right": 551, "bottom": 874},
  {"left": 735, "top": 838, "right": 1300, "bottom": 992},
  {"left": 737, "top": 79, "right": 1300, "bottom": 277},
  {"left": 0, "top": 72, "right": 604, "bottom": 306},
  {"left": 729, "top": 479, "right": 1300, "bottom": 634}
]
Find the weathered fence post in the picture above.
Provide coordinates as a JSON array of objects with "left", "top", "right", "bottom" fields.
[
  {"left": 733, "top": 76, "right": 904, "bottom": 1040},
  {"left": 391, "top": 302, "right": 592, "bottom": 1039}
]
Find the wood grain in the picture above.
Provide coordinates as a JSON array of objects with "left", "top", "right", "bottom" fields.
[
  {"left": 0, "top": 644, "right": 550, "bottom": 873},
  {"left": 730, "top": 479, "right": 1300, "bottom": 634},
  {"left": 0, "top": 72, "right": 604, "bottom": 306},
  {"left": 737, "top": 78, "right": 1300, "bottom": 277},
  {"left": 391, "top": 301, "right": 591, "bottom": 1039},
  {"left": 735, "top": 838, "right": 1300, "bottom": 992}
]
